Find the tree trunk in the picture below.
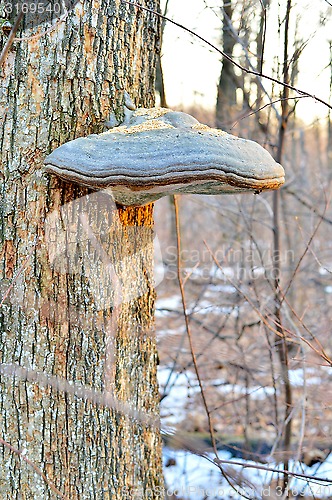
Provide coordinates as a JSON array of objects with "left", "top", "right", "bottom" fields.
[
  {"left": 216, "top": 0, "right": 237, "bottom": 128},
  {"left": 0, "top": 1, "right": 163, "bottom": 498},
  {"left": 328, "top": 40, "right": 332, "bottom": 165},
  {"left": 156, "top": 55, "right": 167, "bottom": 108},
  {"left": 255, "top": 0, "right": 270, "bottom": 130},
  {"left": 155, "top": 0, "right": 169, "bottom": 108}
]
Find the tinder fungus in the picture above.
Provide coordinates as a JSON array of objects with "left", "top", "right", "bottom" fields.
[{"left": 44, "top": 108, "right": 285, "bottom": 206}]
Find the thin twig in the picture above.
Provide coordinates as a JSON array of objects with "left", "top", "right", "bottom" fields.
[
  {"left": 173, "top": 197, "right": 217, "bottom": 449},
  {"left": 203, "top": 241, "right": 332, "bottom": 366},
  {"left": 164, "top": 429, "right": 332, "bottom": 488},
  {"left": 222, "top": 3, "right": 281, "bottom": 122},
  {"left": 0, "top": 239, "right": 37, "bottom": 307},
  {"left": 0, "top": 437, "right": 66, "bottom": 499},
  {"left": 231, "top": 95, "right": 306, "bottom": 129},
  {"left": 173, "top": 195, "right": 250, "bottom": 500},
  {"left": 280, "top": 193, "right": 330, "bottom": 305},
  {"left": 273, "top": 0, "right": 293, "bottom": 489},
  {"left": 203, "top": 241, "right": 285, "bottom": 340},
  {"left": 281, "top": 294, "right": 332, "bottom": 365},
  {"left": 0, "top": 364, "right": 159, "bottom": 427},
  {"left": 0, "top": 12, "right": 23, "bottom": 67},
  {"left": 14, "top": 11, "right": 68, "bottom": 42},
  {"left": 212, "top": 455, "right": 332, "bottom": 485},
  {"left": 122, "top": 0, "right": 332, "bottom": 111},
  {"left": 284, "top": 187, "right": 332, "bottom": 226}
]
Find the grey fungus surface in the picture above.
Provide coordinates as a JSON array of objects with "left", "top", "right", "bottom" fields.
[{"left": 44, "top": 108, "right": 285, "bottom": 206}]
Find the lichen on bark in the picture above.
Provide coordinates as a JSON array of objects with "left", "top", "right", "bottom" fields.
[{"left": 0, "top": 1, "right": 163, "bottom": 497}]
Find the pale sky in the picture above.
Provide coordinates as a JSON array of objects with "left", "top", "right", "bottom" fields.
[{"left": 160, "top": 0, "right": 332, "bottom": 124}]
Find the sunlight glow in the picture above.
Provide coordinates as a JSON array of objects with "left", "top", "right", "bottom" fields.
[{"left": 160, "top": 0, "right": 332, "bottom": 124}]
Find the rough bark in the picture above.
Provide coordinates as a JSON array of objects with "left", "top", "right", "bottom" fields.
[{"left": 0, "top": 1, "right": 163, "bottom": 498}]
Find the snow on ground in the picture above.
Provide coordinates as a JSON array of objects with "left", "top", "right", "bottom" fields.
[
  {"left": 187, "top": 300, "right": 235, "bottom": 316},
  {"left": 159, "top": 366, "right": 332, "bottom": 498},
  {"left": 155, "top": 272, "right": 332, "bottom": 498},
  {"left": 163, "top": 448, "right": 236, "bottom": 500},
  {"left": 158, "top": 366, "right": 276, "bottom": 427},
  {"left": 156, "top": 281, "right": 238, "bottom": 319},
  {"left": 288, "top": 366, "right": 332, "bottom": 387},
  {"left": 163, "top": 448, "right": 332, "bottom": 499},
  {"left": 203, "top": 284, "right": 237, "bottom": 294},
  {"left": 156, "top": 295, "right": 182, "bottom": 316},
  {"left": 158, "top": 367, "right": 199, "bottom": 425}
]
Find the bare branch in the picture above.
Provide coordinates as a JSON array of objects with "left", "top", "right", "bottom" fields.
[
  {"left": 122, "top": 0, "right": 332, "bottom": 111},
  {"left": 0, "top": 437, "right": 65, "bottom": 499},
  {"left": 284, "top": 187, "right": 332, "bottom": 225},
  {"left": 173, "top": 195, "right": 250, "bottom": 499},
  {"left": 0, "top": 12, "right": 23, "bottom": 67},
  {"left": 213, "top": 455, "right": 332, "bottom": 486}
]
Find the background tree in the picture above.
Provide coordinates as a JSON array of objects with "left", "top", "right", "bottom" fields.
[
  {"left": 155, "top": 0, "right": 332, "bottom": 496},
  {"left": 155, "top": 0, "right": 169, "bottom": 108},
  {"left": 216, "top": 0, "right": 237, "bottom": 128},
  {"left": 328, "top": 40, "right": 332, "bottom": 162},
  {"left": 0, "top": 0, "right": 163, "bottom": 497}
]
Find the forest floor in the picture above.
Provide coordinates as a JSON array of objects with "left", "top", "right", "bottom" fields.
[{"left": 153, "top": 191, "right": 332, "bottom": 499}]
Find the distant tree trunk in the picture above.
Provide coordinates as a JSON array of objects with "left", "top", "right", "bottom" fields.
[
  {"left": 216, "top": 0, "right": 237, "bottom": 128},
  {"left": 155, "top": 0, "right": 169, "bottom": 107},
  {"left": 273, "top": 0, "right": 293, "bottom": 491},
  {"left": 255, "top": 0, "right": 270, "bottom": 128},
  {"left": 156, "top": 56, "right": 167, "bottom": 108},
  {"left": 0, "top": 1, "right": 163, "bottom": 498},
  {"left": 328, "top": 40, "right": 332, "bottom": 165}
]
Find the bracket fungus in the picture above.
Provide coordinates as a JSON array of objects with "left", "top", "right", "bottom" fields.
[{"left": 44, "top": 108, "right": 285, "bottom": 206}]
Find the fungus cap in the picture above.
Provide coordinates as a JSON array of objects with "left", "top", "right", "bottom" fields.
[{"left": 44, "top": 108, "right": 285, "bottom": 206}]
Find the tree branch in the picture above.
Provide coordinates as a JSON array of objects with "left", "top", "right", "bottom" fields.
[{"left": 122, "top": 0, "right": 332, "bottom": 111}]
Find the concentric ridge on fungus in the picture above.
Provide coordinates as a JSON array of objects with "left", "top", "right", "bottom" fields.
[{"left": 44, "top": 107, "right": 285, "bottom": 206}]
